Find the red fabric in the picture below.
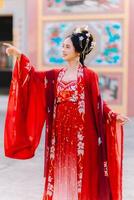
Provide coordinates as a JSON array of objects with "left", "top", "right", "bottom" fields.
[
  {"left": 53, "top": 101, "right": 85, "bottom": 200},
  {"left": 44, "top": 100, "right": 85, "bottom": 199},
  {"left": 4, "top": 54, "right": 46, "bottom": 159},
  {"left": 84, "top": 68, "right": 123, "bottom": 200},
  {"left": 105, "top": 120, "right": 123, "bottom": 200},
  {"left": 43, "top": 66, "right": 100, "bottom": 200},
  {"left": 4, "top": 55, "right": 123, "bottom": 200}
]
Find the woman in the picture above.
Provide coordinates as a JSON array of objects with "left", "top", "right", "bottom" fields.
[{"left": 4, "top": 26, "right": 128, "bottom": 200}]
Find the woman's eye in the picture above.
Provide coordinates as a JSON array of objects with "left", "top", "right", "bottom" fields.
[{"left": 62, "top": 44, "right": 70, "bottom": 49}]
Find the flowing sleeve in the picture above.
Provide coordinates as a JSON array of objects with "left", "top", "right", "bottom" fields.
[
  {"left": 4, "top": 54, "right": 46, "bottom": 159},
  {"left": 92, "top": 71, "right": 124, "bottom": 199},
  {"left": 105, "top": 118, "right": 124, "bottom": 200}
]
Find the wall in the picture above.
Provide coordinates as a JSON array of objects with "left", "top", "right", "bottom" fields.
[
  {"left": 27, "top": 0, "right": 38, "bottom": 66},
  {"left": 128, "top": 0, "right": 134, "bottom": 116},
  {"left": 26, "top": 0, "right": 134, "bottom": 116}
]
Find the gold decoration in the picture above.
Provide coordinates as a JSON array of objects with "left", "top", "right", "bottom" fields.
[{"left": 73, "top": 25, "right": 89, "bottom": 34}]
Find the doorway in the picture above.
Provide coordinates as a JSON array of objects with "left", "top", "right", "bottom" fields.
[{"left": 0, "top": 16, "right": 13, "bottom": 94}]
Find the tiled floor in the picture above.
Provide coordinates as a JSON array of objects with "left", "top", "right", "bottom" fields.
[{"left": 0, "top": 96, "right": 134, "bottom": 200}]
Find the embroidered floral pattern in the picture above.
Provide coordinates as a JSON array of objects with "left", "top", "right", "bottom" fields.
[
  {"left": 43, "top": 65, "right": 85, "bottom": 200},
  {"left": 77, "top": 131, "right": 84, "bottom": 156},
  {"left": 45, "top": 98, "right": 57, "bottom": 197}
]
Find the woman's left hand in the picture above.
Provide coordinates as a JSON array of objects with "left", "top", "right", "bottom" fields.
[{"left": 116, "top": 114, "right": 129, "bottom": 125}]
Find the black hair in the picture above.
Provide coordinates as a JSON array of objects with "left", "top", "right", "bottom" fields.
[{"left": 67, "top": 29, "right": 94, "bottom": 65}]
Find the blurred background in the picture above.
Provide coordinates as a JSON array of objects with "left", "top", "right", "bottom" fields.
[{"left": 0, "top": 0, "right": 134, "bottom": 200}]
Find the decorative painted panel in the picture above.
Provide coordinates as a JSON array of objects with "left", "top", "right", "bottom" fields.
[
  {"left": 43, "top": 20, "right": 123, "bottom": 67},
  {"left": 99, "top": 73, "right": 122, "bottom": 104},
  {"left": 43, "top": 0, "right": 124, "bottom": 15}
]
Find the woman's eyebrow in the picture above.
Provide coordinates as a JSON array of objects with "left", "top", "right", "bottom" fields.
[
  {"left": 62, "top": 43, "right": 70, "bottom": 47},
  {"left": 66, "top": 44, "right": 71, "bottom": 47}
]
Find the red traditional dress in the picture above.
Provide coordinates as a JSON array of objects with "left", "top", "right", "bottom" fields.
[
  {"left": 43, "top": 66, "right": 87, "bottom": 200},
  {"left": 4, "top": 54, "right": 124, "bottom": 200}
]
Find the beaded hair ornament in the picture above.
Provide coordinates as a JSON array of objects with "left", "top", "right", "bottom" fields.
[{"left": 73, "top": 25, "right": 96, "bottom": 60}]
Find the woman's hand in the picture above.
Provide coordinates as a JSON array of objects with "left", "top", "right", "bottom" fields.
[
  {"left": 108, "top": 111, "right": 129, "bottom": 125},
  {"left": 3, "top": 43, "right": 21, "bottom": 60},
  {"left": 116, "top": 114, "right": 129, "bottom": 125}
]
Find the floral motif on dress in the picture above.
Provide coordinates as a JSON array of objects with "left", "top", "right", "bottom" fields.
[{"left": 43, "top": 64, "right": 85, "bottom": 200}]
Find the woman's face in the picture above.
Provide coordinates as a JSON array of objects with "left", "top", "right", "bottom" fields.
[{"left": 62, "top": 37, "right": 79, "bottom": 61}]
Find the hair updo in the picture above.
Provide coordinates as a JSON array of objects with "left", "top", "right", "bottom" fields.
[{"left": 67, "top": 26, "right": 95, "bottom": 65}]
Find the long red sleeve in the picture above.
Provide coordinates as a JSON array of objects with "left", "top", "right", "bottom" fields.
[
  {"left": 90, "top": 69, "right": 123, "bottom": 200},
  {"left": 4, "top": 54, "right": 46, "bottom": 159}
]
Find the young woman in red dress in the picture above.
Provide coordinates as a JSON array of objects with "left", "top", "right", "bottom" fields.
[{"left": 4, "top": 26, "right": 128, "bottom": 200}]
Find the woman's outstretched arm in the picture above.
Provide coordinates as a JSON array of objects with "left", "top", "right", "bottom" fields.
[{"left": 3, "top": 43, "right": 46, "bottom": 159}]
